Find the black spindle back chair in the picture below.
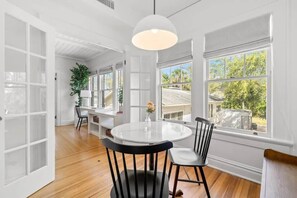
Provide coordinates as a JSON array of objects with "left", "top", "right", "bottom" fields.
[
  {"left": 168, "top": 117, "right": 214, "bottom": 198},
  {"left": 193, "top": 117, "right": 214, "bottom": 162},
  {"left": 102, "top": 138, "right": 173, "bottom": 198}
]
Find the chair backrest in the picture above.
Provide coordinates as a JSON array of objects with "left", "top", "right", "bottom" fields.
[
  {"left": 102, "top": 138, "right": 173, "bottom": 198},
  {"left": 193, "top": 117, "right": 214, "bottom": 161},
  {"left": 75, "top": 106, "right": 81, "bottom": 117}
]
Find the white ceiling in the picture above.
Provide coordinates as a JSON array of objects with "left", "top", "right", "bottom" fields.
[
  {"left": 118, "top": 0, "right": 201, "bottom": 18},
  {"left": 55, "top": 34, "right": 109, "bottom": 61}
]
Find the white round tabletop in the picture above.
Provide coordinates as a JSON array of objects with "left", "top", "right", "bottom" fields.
[{"left": 111, "top": 121, "right": 192, "bottom": 144}]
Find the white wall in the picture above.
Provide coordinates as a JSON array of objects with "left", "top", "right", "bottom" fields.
[
  {"left": 166, "top": 0, "right": 297, "bottom": 183},
  {"left": 87, "top": 50, "right": 124, "bottom": 72},
  {"left": 55, "top": 56, "right": 86, "bottom": 126}
]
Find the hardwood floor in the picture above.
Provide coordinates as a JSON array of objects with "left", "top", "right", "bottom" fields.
[{"left": 29, "top": 125, "right": 260, "bottom": 198}]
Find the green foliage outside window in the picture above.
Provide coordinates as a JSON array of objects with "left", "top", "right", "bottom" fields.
[{"left": 209, "top": 50, "right": 267, "bottom": 119}]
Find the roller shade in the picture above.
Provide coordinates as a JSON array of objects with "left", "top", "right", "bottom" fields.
[
  {"left": 99, "top": 66, "right": 112, "bottom": 74},
  {"left": 204, "top": 14, "right": 272, "bottom": 58},
  {"left": 157, "top": 39, "right": 193, "bottom": 67}
]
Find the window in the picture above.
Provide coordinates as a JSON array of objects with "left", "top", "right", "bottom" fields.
[
  {"left": 99, "top": 72, "right": 113, "bottom": 108},
  {"left": 116, "top": 68, "right": 124, "bottom": 109},
  {"left": 207, "top": 48, "right": 270, "bottom": 134},
  {"left": 160, "top": 62, "right": 192, "bottom": 122},
  {"left": 89, "top": 75, "right": 98, "bottom": 107}
]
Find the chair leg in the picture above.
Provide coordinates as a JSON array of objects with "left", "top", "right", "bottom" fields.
[
  {"left": 79, "top": 118, "right": 83, "bottom": 130},
  {"left": 172, "top": 165, "right": 180, "bottom": 198},
  {"left": 168, "top": 162, "right": 173, "bottom": 180},
  {"left": 199, "top": 167, "right": 210, "bottom": 198},
  {"left": 76, "top": 118, "right": 81, "bottom": 129},
  {"left": 194, "top": 167, "right": 201, "bottom": 186}
]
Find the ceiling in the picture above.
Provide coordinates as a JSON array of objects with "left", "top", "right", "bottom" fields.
[
  {"left": 55, "top": 34, "right": 109, "bottom": 61},
  {"left": 118, "top": 0, "right": 201, "bottom": 18}
]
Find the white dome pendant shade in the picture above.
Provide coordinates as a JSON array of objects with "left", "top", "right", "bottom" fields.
[{"left": 132, "top": 15, "right": 178, "bottom": 51}]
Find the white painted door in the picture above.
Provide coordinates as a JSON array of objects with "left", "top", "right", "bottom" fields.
[{"left": 0, "top": 1, "right": 55, "bottom": 197}]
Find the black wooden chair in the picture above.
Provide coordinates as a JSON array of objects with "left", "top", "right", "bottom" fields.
[
  {"left": 168, "top": 117, "right": 214, "bottom": 198},
  {"left": 102, "top": 138, "right": 173, "bottom": 198},
  {"left": 75, "top": 106, "right": 88, "bottom": 130}
]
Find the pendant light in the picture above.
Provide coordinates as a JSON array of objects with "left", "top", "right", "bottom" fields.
[{"left": 132, "top": 0, "right": 178, "bottom": 51}]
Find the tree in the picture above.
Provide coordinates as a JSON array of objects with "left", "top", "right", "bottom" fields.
[
  {"left": 220, "top": 51, "right": 267, "bottom": 118},
  {"left": 70, "top": 63, "right": 90, "bottom": 106}
]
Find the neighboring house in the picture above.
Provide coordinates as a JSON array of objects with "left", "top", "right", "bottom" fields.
[
  {"left": 162, "top": 88, "right": 191, "bottom": 121},
  {"left": 208, "top": 95, "right": 224, "bottom": 118}
]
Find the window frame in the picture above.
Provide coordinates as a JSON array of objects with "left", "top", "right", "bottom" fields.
[
  {"left": 99, "top": 71, "right": 113, "bottom": 108},
  {"left": 115, "top": 67, "right": 124, "bottom": 110},
  {"left": 158, "top": 60, "right": 193, "bottom": 123},
  {"left": 205, "top": 46, "right": 272, "bottom": 137},
  {"left": 89, "top": 74, "right": 99, "bottom": 107}
]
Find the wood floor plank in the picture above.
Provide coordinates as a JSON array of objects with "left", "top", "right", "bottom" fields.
[{"left": 29, "top": 125, "right": 260, "bottom": 198}]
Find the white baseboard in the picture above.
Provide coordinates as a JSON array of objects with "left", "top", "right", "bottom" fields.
[
  {"left": 59, "top": 120, "right": 74, "bottom": 126},
  {"left": 207, "top": 154, "right": 262, "bottom": 184},
  {"left": 173, "top": 142, "right": 262, "bottom": 184}
]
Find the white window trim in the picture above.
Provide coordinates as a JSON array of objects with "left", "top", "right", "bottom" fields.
[
  {"left": 158, "top": 60, "right": 193, "bottom": 124},
  {"left": 205, "top": 47, "right": 272, "bottom": 138},
  {"left": 88, "top": 74, "right": 99, "bottom": 108}
]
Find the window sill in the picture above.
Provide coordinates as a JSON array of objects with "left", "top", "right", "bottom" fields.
[{"left": 160, "top": 119, "right": 294, "bottom": 147}]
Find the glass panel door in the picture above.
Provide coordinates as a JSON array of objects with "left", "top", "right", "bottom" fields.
[
  {"left": 130, "top": 56, "right": 153, "bottom": 122},
  {"left": 0, "top": 2, "right": 55, "bottom": 197}
]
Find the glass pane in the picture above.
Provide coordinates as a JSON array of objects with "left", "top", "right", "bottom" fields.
[
  {"left": 103, "top": 90, "right": 113, "bottom": 108},
  {"left": 5, "top": 148, "right": 27, "bottom": 184},
  {"left": 5, "top": 14, "right": 26, "bottom": 50},
  {"left": 130, "top": 90, "right": 139, "bottom": 106},
  {"left": 208, "top": 79, "right": 267, "bottom": 132},
  {"left": 30, "top": 56, "right": 46, "bottom": 84},
  {"left": 5, "top": 84, "right": 26, "bottom": 114},
  {"left": 5, "top": 49, "right": 26, "bottom": 82},
  {"left": 181, "top": 63, "right": 192, "bottom": 83},
  {"left": 30, "top": 114, "right": 46, "bottom": 142},
  {"left": 5, "top": 116, "right": 27, "bottom": 150},
  {"left": 225, "top": 54, "right": 244, "bottom": 78},
  {"left": 140, "top": 91, "right": 150, "bottom": 106},
  {"left": 161, "top": 67, "right": 170, "bottom": 84},
  {"left": 30, "top": 142, "right": 47, "bottom": 172},
  {"left": 161, "top": 85, "right": 191, "bottom": 122},
  {"left": 30, "top": 86, "right": 46, "bottom": 112},
  {"left": 92, "top": 76, "right": 98, "bottom": 90},
  {"left": 140, "top": 108, "right": 147, "bottom": 121},
  {"left": 30, "top": 26, "right": 46, "bottom": 56},
  {"left": 130, "top": 73, "right": 139, "bottom": 89},
  {"left": 130, "top": 107, "right": 139, "bottom": 123},
  {"left": 104, "top": 73, "right": 113, "bottom": 89},
  {"left": 170, "top": 65, "right": 182, "bottom": 84},
  {"left": 209, "top": 58, "right": 225, "bottom": 80},
  {"left": 245, "top": 50, "right": 267, "bottom": 76},
  {"left": 140, "top": 73, "right": 150, "bottom": 89}
]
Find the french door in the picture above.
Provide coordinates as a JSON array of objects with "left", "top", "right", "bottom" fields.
[{"left": 0, "top": 1, "right": 55, "bottom": 197}]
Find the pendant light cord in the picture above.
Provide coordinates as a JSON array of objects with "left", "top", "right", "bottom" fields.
[{"left": 153, "top": 0, "right": 156, "bottom": 15}]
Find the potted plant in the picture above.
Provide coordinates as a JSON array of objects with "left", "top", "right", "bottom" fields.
[
  {"left": 70, "top": 63, "right": 90, "bottom": 106},
  {"left": 118, "top": 86, "right": 123, "bottom": 112}
]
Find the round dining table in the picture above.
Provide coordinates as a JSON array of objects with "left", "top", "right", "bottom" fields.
[{"left": 111, "top": 121, "right": 192, "bottom": 169}]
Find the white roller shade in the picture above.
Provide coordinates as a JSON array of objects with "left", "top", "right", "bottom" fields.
[
  {"left": 204, "top": 14, "right": 272, "bottom": 58},
  {"left": 157, "top": 39, "right": 193, "bottom": 67},
  {"left": 99, "top": 66, "right": 113, "bottom": 74}
]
